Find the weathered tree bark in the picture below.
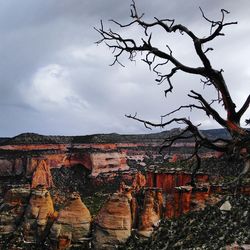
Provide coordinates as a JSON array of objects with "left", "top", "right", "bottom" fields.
[{"left": 96, "top": 0, "right": 250, "bottom": 186}]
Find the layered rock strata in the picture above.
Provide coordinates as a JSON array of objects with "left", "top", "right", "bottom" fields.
[
  {"left": 23, "top": 186, "right": 55, "bottom": 243},
  {"left": 93, "top": 193, "right": 132, "bottom": 250},
  {"left": 146, "top": 169, "right": 209, "bottom": 193},
  {"left": 49, "top": 192, "right": 91, "bottom": 250},
  {"left": 138, "top": 188, "right": 163, "bottom": 237},
  {"left": 31, "top": 160, "right": 54, "bottom": 189}
]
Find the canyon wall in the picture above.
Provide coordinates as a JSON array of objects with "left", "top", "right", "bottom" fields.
[{"left": 0, "top": 132, "right": 248, "bottom": 249}]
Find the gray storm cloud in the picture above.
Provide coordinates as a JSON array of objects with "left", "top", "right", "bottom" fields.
[{"left": 0, "top": 0, "right": 249, "bottom": 136}]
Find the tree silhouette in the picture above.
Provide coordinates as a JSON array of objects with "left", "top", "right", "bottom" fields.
[{"left": 96, "top": 1, "right": 250, "bottom": 186}]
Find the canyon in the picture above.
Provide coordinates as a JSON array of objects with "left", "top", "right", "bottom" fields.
[{"left": 0, "top": 131, "right": 249, "bottom": 249}]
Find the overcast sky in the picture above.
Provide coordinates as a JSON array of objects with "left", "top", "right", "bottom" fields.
[{"left": 0, "top": 0, "right": 249, "bottom": 137}]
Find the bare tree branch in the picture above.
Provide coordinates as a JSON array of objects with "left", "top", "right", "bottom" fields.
[
  {"left": 237, "top": 94, "right": 250, "bottom": 120},
  {"left": 97, "top": 1, "right": 249, "bottom": 186}
]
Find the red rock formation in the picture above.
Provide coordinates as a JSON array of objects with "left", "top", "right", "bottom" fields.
[
  {"left": 240, "top": 186, "right": 250, "bottom": 195},
  {"left": 132, "top": 171, "right": 147, "bottom": 191},
  {"left": 31, "top": 160, "right": 54, "bottom": 189},
  {"left": 152, "top": 171, "right": 189, "bottom": 193},
  {"left": 93, "top": 193, "right": 132, "bottom": 249},
  {"left": 138, "top": 188, "right": 163, "bottom": 237},
  {"left": 90, "top": 152, "right": 129, "bottom": 177},
  {"left": 130, "top": 197, "right": 138, "bottom": 228},
  {"left": 176, "top": 173, "right": 192, "bottom": 186},
  {"left": 173, "top": 186, "right": 193, "bottom": 217},
  {"left": 190, "top": 186, "right": 210, "bottom": 211},
  {"left": 165, "top": 186, "right": 193, "bottom": 219},
  {"left": 146, "top": 171, "right": 155, "bottom": 187},
  {"left": 196, "top": 173, "right": 209, "bottom": 183},
  {"left": 49, "top": 192, "right": 91, "bottom": 249},
  {"left": 23, "top": 186, "right": 55, "bottom": 243},
  {"left": 169, "top": 154, "right": 179, "bottom": 162},
  {"left": 146, "top": 170, "right": 209, "bottom": 193},
  {"left": 165, "top": 195, "right": 175, "bottom": 219}
]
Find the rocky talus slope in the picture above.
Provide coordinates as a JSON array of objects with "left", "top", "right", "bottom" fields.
[{"left": 120, "top": 195, "right": 250, "bottom": 250}]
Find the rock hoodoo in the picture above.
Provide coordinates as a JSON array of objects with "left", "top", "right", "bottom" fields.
[
  {"left": 93, "top": 193, "right": 132, "bottom": 249},
  {"left": 49, "top": 192, "right": 91, "bottom": 249},
  {"left": 31, "top": 160, "right": 54, "bottom": 189},
  {"left": 23, "top": 186, "right": 54, "bottom": 243},
  {"left": 138, "top": 188, "right": 163, "bottom": 237},
  {"left": 0, "top": 131, "right": 249, "bottom": 249}
]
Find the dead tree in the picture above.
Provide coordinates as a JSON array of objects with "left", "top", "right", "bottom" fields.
[{"left": 95, "top": 1, "right": 250, "bottom": 187}]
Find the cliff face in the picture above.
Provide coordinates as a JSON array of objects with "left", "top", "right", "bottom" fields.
[
  {"left": 0, "top": 171, "right": 249, "bottom": 249},
  {"left": 0, "top": 131, "right": 249, "bottom": 249},
  {"left": 0, "top": 158, "right": 23, "bottom": 176},
  {"left": 0, "top": 130, "right": 237, "bottom": 188},
  {"left": 0, "top": 143, "right": 143, "bottom": 185},
  {"left": 146, "top": 170, "right": 211, "bottom": 219},
  {"left": 138, "top": 189, "right": 163, "bottom": 237},
  {"left": 90, "top": 151, "right": 129, "bottom": 177}
]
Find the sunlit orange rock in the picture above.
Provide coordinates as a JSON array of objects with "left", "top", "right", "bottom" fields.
[
  {"left": 138, "top": 188, "right": 163, "bottom": 237},
  {"left": 132, "top": 171, "right": 147, "bottom": 191},
  {"left": 165, "top": 186, "right": 193, "bottom": 219},
  {"left": 93, "top": 193, "right": 132, "bottom": 249},
  {"left": 148, "top": 171, "right": 192, "bottom": 193},
  {"left": 23, "top": 186, "right": 54, "bottom": 243},
  {"left": 49, "top": 192, "right": 91, "bottom": 249},
  {"left": 156, "top": 173, "right": 175, "bottom": 193},
  {"left": 31, "top": 160, "right": 54, "bottom": 189}
]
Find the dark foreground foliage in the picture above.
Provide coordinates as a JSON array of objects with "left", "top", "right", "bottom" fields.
[{"left": 120, "top": 195, "right": 250, "bottom": 250}]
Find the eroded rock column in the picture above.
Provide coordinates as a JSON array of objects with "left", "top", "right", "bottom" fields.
[
  {"left": 23, "top": 186, "right": 54, "bottom": 243},
  {"left": 93, "top": 193, "right": 132, "bottom": 250},
  {"left": 49, "top": 192, "right": 91, "bottom": 250},
  {"left": 138, "top": 188, "right": 163, "bottom": 238}
]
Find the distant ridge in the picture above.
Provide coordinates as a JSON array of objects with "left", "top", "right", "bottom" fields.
[
  {"left": 0, "top": 137, "right": 10, "bottom": 144},
  {"left": 0, "top": 129, "right": 231, "bottom": 145}
]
